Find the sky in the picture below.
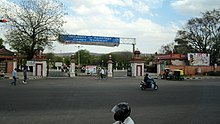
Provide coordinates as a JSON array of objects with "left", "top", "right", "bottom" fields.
[{"left": 1, "top": 0, "right": 220, "bottom": 54}]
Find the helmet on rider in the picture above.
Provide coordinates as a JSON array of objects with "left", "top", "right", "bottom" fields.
[
  {"left": 145, "top": 73, "right": 149, "bottom": 77},
  {"left": 111, "top": 102, "right": 131, "bottom": 122}
]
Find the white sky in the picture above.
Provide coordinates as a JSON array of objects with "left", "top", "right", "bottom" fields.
[{"left": 1, "top": 0, "right": 220, "bottom": 54}]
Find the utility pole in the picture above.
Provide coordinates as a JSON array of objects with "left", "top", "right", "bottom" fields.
[{"left": 76, "top": 45, "right": 83, "bottom": 66}]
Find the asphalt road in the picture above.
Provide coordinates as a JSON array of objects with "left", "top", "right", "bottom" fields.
[{"left": 0, "top": 77, "right": 220, "bottom": 124}]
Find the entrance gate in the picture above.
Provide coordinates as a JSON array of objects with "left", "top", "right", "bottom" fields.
[
  {"left": 56, "top": 34, "right": 136, "bottom": 77},
  {"left": 58, "top": 34, "right": 136, "bottom": 53}
]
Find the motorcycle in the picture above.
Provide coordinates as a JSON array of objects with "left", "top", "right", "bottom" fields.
[{"left": 140, "top": 80, "right": 158, "bottom": 90}]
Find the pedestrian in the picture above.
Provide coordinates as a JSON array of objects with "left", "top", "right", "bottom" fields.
[
  {"left": 11, "top": 68, "right": 17, "bottom": 86},
  {"left": 0, "top": 70, "right": 5, "bottom": 79},
  {"left": 100, "top": 68, "right": 105, "bottom": 79},
  {"left": 22, "top": 65, "right": 27, "bottom": 84}
]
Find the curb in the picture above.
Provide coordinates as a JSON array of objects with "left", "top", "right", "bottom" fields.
[
  {"left": 155, "top": 76, "right": 220, "bottom": 80},
  {"left": 4, "top": 76, "right": 44, "bottom": 80},
  {"left": 184, "top": 76, "right": 220, "bottom": 80}
]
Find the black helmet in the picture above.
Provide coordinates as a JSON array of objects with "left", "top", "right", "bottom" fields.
[
  {"left": 112, "top": 102, "right": 131, "bottom": 122},
  {"left": 145, "top": 73, "right": 149, "bottom": 76}
]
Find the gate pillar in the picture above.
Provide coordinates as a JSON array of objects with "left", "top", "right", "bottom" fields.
[{"left": 70, "top": 54, "right": 76, "bottom": 77}]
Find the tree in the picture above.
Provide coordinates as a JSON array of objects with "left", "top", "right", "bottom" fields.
[
  {"left": 0, "top": 38, "right": 4, "bottom": 49},
  {"left": 90, "top": 55, "right": 100, "bottom": 65},
  {"left": 159, "top": 42, "right": 175, "bottom": 54},
  {"left": 75, "top": 50, "right": 92, "bottom": 65},
  {"left": 143, "top": 54, "right": 154, "bottom": 65},
  {"left": 111, "top": 52, "right": 132, "bottom": 69},
  {"left": 174, "top": 30, "right": 196, "bottom": 54},
  {"left": 174, "top": 9, "right": 220, "bottom": 64},
  {"left": 99, "top": 54, "right": 109, "bottom": 67},
  {"left": 0, "top": 0, "right": 65, "bottom": 60}
]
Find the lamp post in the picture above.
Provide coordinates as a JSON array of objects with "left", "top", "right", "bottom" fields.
[
  {"left": 13, "top": 53, "right": 17, "bottom": 70},
  {"left": 76, "top": 45, "right": 83, "bottom": 66},
  {"left": 70, "top": 53, "right": 75, "bottom": 77},
  {"left": 101, "top": 60, "right": 104, "bottom": 68},
  {"left": 49, "top": 59, "right": 51, "bottom": 69},
  {"left": 78, "top": 47, "right": 80, "bottom": 66}
]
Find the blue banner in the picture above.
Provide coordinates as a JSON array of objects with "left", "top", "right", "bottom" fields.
[{"left": 58, "top": 34, "right": 120, "bottom": 47}]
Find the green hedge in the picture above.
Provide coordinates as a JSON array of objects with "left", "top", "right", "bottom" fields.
[{"left": 206, "top": 71, "right": 220, "bottom": 76}]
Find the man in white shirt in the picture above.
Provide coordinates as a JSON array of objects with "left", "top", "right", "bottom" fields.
[{"left": 100, "top": 68, "right": 105, "bottom": 79}]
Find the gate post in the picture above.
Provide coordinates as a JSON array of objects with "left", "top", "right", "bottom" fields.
[
  {"left": 129, "top": 49, "right": 144, "bottom": 77},
  {"left": 70, "top": 54, "right": 76, "bottom": 77},
  {"left": 107, "top": 54, "right": 113, "bottom": 77},
  {"left": 13, "top": 53, "right": 17, "bottom": 70}
]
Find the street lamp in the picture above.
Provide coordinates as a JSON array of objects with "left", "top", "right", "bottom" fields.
[
  {"left": 101, "top": 60, "right": 104, "bottom": 67},
  {"left": 62, "top": 58, "right": 65, "bottom": 63},
  {"left": 75, "top": 45, "right": 83, "bottom": 66}
]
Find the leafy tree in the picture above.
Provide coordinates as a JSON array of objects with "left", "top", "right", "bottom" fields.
[
  {"left": 143, "top": 54, "right": 154, "bottom": 65},
  {"left": 173, "top": 31, "right": 195, "bottom": 55},
  {"left": 75, "top": 49, "right": 92, "bottom": 65},
  {"left": 94, "top": 52, "right": 132, "bottom": 69},
  {"left": 159, "top": 42, "right": 175, "bottom": 54},
  {"left": 99, "top": 54, "right": 109, "bottom": 67},
  {"left": 90, "top": 55, "right": 100, "bottom": 65},
  {"left": 44, "top": 52, "right": 56, "bottom": 67},
  {"left": 174, "top": 9, "right": 220, "bottom": 64},
  {"left": 0, "top": 38, "right": 4, "bottom": 49},
  {"left": 45, "top": 53, "right": 55, "bottom": 61},
  {"left": 0, "top": 0, "right": 65, "bottom": 60},
  {"left": 63, "top": 56, "right": 70, "bottom": 66},
  {"left": 111, "top": 52, "right": 132, "bottom": 69}
]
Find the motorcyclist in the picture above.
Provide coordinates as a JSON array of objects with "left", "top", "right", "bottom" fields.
[
  {"left": 144, "top": 73, "right": 155, "bottom": 87},
  {"left": 112, "top": 102, "right": 134, "bottom": 124}
]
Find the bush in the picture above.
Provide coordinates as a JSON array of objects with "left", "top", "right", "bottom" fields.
[{"left": 206, "top": 71, "right": 220, "bottom": 76}]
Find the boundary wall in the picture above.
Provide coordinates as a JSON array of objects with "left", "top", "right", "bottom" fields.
[{"left": 165, "top": 65, "right": 220, "bottom": 75}]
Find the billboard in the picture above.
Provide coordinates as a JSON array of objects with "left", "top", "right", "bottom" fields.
[
  {"left": 188, "top": 53, "right": 210, "bottom": 66},
  {"left": 58, "top": 34, "right": 120, "bottom": 47},
  {"left": 85, "top": 65, "right": 97, "bottom": 74}
]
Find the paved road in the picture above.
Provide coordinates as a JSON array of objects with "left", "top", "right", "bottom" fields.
[{"left": 0, "top": 77, "right": 220, "bottom": 124}]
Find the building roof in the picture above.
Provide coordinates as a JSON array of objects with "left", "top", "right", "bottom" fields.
[
  {"left": 0, "top": 47, "right": 14, "bottom": 56},
  {"left": 155, "top": 53, "right": 186, "bottom": 60}
]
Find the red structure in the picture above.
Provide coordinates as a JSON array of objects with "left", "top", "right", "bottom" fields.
[
  {"left": 0, "top": 47, "right": 16, "bottom": 73},
  {"left": 129, "top": 49, "right": 145, "bottom": 77},
  {"left": 0, "top": 19, "right": 7, "bottom": 23},
  {"left": 155, "top": 52, "right": 187, "bottom": 65},
  {"left": 154, "top": 52, "right": 220, "bottom": 75}
]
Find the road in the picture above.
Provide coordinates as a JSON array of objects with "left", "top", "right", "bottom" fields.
[{"left": 0, "top": 77, "right": 220, "bottom": 124}]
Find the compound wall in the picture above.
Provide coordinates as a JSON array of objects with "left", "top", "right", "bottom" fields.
[{"left": 165, "top": 65, "right": 220, "bottom": 75}]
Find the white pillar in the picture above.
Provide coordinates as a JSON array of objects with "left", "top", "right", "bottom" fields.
[
  {"left": 131, "top": 63, "right": 135, "bottom": 77},
  {"left": 157, "top": 64, "right": 161, "bottom": 76},
  {"left": 70, "top": 54, "right": 75, "bottom": 77},
  {"left": 70, "top": 63, "right": 75, "bottom": 77},
  {"left": 13, "top": 61, "right": 17, "bottom": 70},
  {"left": 13, "top": 54, "right": 17, "bottom": 70},
  {"left": 107, "top": 54, "right": 113, "bottom": 77},
  {"left": 108, "top": 62, "right": 113, "bottom": 77}
]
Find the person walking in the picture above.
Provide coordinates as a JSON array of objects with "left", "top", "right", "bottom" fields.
[
  {"left": 100, "top": 68, "right": 105, "bottom": 79},
  {"left": 22, "top": 65, "right": 27, "bottom": 84},
  {"left": 11, "top": 68, "right": 17, "bottom": 86}
]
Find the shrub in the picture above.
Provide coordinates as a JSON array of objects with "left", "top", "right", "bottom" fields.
[{"left": 207, "top": 71, "right": 220, "bottom": 76}]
